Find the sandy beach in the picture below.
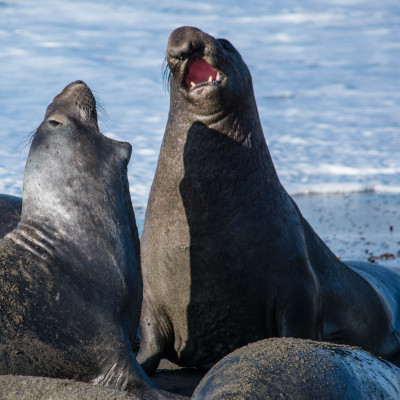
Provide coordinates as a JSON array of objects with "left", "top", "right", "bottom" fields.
[{"left": 295, "top": 192, "right": 400, "bottom": 269}]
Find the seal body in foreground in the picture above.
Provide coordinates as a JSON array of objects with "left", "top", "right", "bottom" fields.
[
  {"left": 138, "top": 26, "right": 400, "bottom": 374},
  {"left": 0, "top": 375, "right": 139, "bottom": 400},
  {"left": 0, "top": 194, "right": 22, "bottom": 238},
  {"left": 192, "top": 338, "right": 400, "bottom": 400},
  {"left": 0, "top": 81, "right": 183, "bottom": 400}
]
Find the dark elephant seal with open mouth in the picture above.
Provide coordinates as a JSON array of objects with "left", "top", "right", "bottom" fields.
[
  {"left": 192, "top": 337, "right": 400, "bottom": 400},
  {"left": 0, "top": 81, "right": 184, "bottom": 400},
  {"left": 137, "top": 26, "right": 400, "bottom": 374},
  {"left": 0, "top": 194, "right": 22, "bottom": 238}
]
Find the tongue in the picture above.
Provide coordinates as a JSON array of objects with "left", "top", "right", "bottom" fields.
[{"left": 185, "top": 58, "right": 218, "bottom": 88}]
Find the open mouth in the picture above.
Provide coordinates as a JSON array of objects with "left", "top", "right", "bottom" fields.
[{"left": 184, "top": 58, "right": 221, "bottom": 90}]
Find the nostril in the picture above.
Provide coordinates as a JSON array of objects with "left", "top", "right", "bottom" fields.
[
  {"left": 169, "top": 42, "right": 194, "bottom": 60},
  {"left": 68, "top": 80, "right": 86, "bottom": 90},
  {"left": 70, "top": 80, "right": 84, "bottom": 85},
  {"left": 168, "top": 27, "right": 207, "bottom": 61},
  {"left": 169, "top": 42, "right": 206, "bottom": 62}
]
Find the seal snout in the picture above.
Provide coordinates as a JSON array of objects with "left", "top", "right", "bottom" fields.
[
  {"left": 167, "top": 26, "right": 205, "bottom": 60},
  {"left": 60, "top": 80, "right": 89, "bottom": 95},
  {"left": 168, "top": 27, "right": 222, "bottom": 92},
  {"left": 48, "top": 80, "right": 98, "bottom": 128},
  {"left": 69, "top": 79, "right": 85, "bottom": 87}
]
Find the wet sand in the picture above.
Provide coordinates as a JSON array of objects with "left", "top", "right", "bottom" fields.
[{"left": 294, "top": 192, "right": 400, "bottom": 268}]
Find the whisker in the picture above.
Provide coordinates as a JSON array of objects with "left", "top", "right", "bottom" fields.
[
  {"left": 162, "top": 58, "right": 172, "bottom": 92},
  {"left": 92, "top": 91, "right": 110, "bottom": 127},
  {"left": 17, "top": 126, "right": 39, "bottom": 152}
]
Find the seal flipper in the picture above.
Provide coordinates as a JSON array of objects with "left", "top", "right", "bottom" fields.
[
  {"left": 276, "top": 258, "right": 321, "bottom": 340},
  {"left": 94, "top": 347, "right": 187, "bottom": 399},
  {"left": 137, "top": 299, "right": 169, "bottom": 376}
]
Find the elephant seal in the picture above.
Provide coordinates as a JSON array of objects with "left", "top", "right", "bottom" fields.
[
  {"left": 0, "top": 194, "right": 22, "bottom": 238},
  {"left": 137, "top": 26, "right": 400, "bottom": 374},
  {"left": 0, "top": 81, "right": 184, "bottom": 400},
  {"left": 192, "top": 337, "right": 400, "bottom": 400}
]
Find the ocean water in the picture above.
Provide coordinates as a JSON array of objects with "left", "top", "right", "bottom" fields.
[{"left": 1, "top": 0, "right": 399, "bottom": 264}]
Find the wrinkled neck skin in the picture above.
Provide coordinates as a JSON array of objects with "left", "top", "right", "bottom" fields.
[
  {"left": 164, "top": 80, "right": 279, "bottom": 184},
  {"left": 11, "top": 131, "right": 137, "bottom": 277}
]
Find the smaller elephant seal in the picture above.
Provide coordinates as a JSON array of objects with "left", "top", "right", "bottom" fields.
[
  {"left": 192, "top": 337, "right": 400, "bottom": 400},
  {"left": 0, "top": 194, "right": 22, "bottom": 238},
  {"left": 0, "top": 81, "right": 184, "bottom": 400},
  {"left": 138, "top": 26, "right": 400, "bottom": 375}
]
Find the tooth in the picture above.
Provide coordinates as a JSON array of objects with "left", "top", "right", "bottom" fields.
[
  {"left": 216, "top": 72, "right": 220, "bottom": 81},
  {"left": 208, "top": 76, "right": 212, "bottom": 82},
  {"left": 191, "top": 82, "right": 196, "bottom": 88}
]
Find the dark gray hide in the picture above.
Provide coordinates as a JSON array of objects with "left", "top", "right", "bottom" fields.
[
  {"left": 138, "top": 27, "right": 400, "bottom": 375},
  {"left": 0, "top": 375, "right": 139, "bottom": 400},
  {"left": 192, "top": 338, "right": 400, "bottom": 400},
  {"left": 0, "top": 195, "right": 22, "bottom": 238},
  {"left": 0, "top": 81, "right": 185, "bottom": 400}
]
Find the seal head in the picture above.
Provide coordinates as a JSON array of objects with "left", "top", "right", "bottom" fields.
[{"left": 166, "top": 26, "right": 252, "bottom": 118}]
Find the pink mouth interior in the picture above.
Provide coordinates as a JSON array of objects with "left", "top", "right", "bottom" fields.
[{"left": 185, "top": 58, "right": 218, "bottom": 88}]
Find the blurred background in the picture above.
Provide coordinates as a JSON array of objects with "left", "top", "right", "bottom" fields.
[{"left": 0, "top": 0, "right": 399, "bottom": 265}]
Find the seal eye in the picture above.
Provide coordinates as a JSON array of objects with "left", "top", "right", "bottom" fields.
[
  {"left": 48, "top": 119, "right": 62, "bottom": 128},
  {"left": 46, "top": 113, "right": 66, "bottom": 128}
]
